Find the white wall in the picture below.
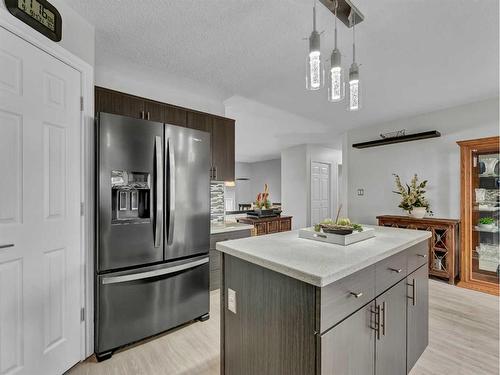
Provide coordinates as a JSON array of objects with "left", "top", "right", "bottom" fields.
[
  {"left": 345, "top": 98, "right": 499, "bottom": 225},
  {"left": 225, "top": 95, "right": 337, "bottom": 162},
  {"left": 95, "top": 57, "right": 226, "bottom": 116},
  {"left": 249, "top": 159, "right": 281, "bottom": 204},
  {"left": 281, "top": 144, "right": 342, "bottom": 229},
  {"left": 0, "top": 0, "right": 95, "bottom": 66},
  {"left": 281, "top": 145, "right": 308, "bottom": 229},
  {"left": 231, "top": 159, "right": 281, "bottom": 208}
]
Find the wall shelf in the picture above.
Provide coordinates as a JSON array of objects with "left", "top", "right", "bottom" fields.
[{"left": 352, "top": 131, "right": 441, "bottom": 149}]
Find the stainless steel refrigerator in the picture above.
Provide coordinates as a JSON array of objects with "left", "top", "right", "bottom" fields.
[{"left": 95, "top": 112, "right": 210, "bottom": 360}]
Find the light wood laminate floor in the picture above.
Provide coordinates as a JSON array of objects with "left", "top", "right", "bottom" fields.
[{"left": 70, "top": 280, "right": 499, "bottom": 375}]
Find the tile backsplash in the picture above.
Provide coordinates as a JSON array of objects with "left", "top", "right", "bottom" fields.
[{"left": 210, "top": 182, "right": 225, "bottom": 223}]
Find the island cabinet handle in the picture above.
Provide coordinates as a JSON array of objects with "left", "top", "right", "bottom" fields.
[
  {"left": 370, "top": 304, "right": 381, "bottom": 340},
  {"left": 388, "top": 267, "right": 403, "bottom": 273},
  {"left": 381, "top": 301, "right": 387, "bottom": 336},
  {"left": 417, "top": 254, "right": 428, "bottom": 258},
  {"left": 349, "top": 291, "right": 363, "bottom": 298},
  {"left": 407, "top": 278, "right": 416, "bottom": 306}
]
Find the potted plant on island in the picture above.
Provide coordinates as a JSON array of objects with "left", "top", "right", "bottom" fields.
[{"left": 393, "top": 174, "right": 432, "bottom": 219}]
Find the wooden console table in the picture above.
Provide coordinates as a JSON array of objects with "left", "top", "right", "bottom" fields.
[
  {"left": 377, "top": 215, "right": 460, "bottom": 284},
  {"left": 237, "top": 216, "right": 292, "bottom": 236}
]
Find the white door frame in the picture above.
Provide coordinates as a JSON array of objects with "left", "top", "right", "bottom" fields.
[
  {"left": 309, "top": 160, "right": 339, "bottom": 225},
  {"left": 0, "top": 9, "right": 95, "bottom": 359}
]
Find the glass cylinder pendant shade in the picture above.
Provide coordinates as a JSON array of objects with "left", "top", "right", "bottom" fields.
[
  {"left": 306, "top": 30, "right": 323, "bottom": 90},
  {"left": 347, "top": 62, "right": 361, "bottom": 111},
  {"left": 328, "top": 49, "right": 345, "bottom": 102}
]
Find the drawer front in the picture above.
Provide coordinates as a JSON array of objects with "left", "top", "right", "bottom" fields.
[
  {"left": 375, "top": 251, "right": 408, "bottom": 295},
  {"left": 280, "top": 218, "right": 292, "bottom": 232},
  {"left": 96, "top": 259, "right": 209, "bottom": 353},
  {"left": 406, "top": 240, "right": 429, "bottom": 274},
  {"left": 320, "top": 265, "right": 375, "bottom": 332},
  {"left": 267, "top": 220, "right": 280, "bottom": 234}
]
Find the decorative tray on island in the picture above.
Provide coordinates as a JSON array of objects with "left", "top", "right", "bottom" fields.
[{"left": 299, "top": 226, "right": 375, "bottom": 246}]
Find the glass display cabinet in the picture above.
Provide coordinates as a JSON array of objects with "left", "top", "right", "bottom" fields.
[{"left": 458, "top": 136, "right": 500, "bottom": 295}]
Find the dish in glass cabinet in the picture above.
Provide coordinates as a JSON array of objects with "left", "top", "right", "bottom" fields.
[{"left": 479, "top": 157, "right": 499, "bottom": 177}]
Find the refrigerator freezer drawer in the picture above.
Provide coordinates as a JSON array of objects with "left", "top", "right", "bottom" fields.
[{"left": 96, "top": 257, "right": 209, "bottom": 354}]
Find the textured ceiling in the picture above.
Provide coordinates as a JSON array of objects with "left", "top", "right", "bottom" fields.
[{"left": 67, "top": 0, "right": 499, "bottom": 160}]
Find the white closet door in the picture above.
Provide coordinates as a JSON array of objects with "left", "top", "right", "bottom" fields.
[
  {"left": 0, "top": 26, "right": 82, "bottom": 375},
  {"left": 311, "top": 162, "right": 331, "bottom": 225}
]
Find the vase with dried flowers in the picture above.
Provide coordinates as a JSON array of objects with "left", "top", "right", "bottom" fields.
[{"left": 392, "top": 174, "right": 432, "bottom": 218}]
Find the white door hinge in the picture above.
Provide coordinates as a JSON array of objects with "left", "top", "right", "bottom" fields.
[
  {"left": 80, "top": 97, "right": 84, "bottom": 111},
  {"left": 81, "top": 307, "right": 85, "bottom": 322}
]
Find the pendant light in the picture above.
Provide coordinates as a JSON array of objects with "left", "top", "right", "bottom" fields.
[
  {"left": 347, "top": 12, "right": 361, "bottom": 111},
  {"left": 328, "top": 1, "right": 345, "bottom": 102},
  {"left": 306, "top": 0, "right": 324, "bottom": 90}
]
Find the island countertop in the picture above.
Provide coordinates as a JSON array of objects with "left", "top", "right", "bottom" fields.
[{"left": 216, "top": 225, "right": 431, "bottom": 287}]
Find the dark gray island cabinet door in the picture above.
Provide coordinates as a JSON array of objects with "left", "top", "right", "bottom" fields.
[
  {"left": 407, "top": 265, "right": 429, "bottom": 372},
  {"left": 375, "top": 279, "right": 407, "bottom": 375},
  {"left": 320, "top": 302, "right": 376, "bottom": 375}
]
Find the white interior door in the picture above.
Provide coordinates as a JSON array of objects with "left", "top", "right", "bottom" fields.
[
  {"left": 311, "top": 162, "right": 331, "bottom": 225},
  {"left": 0, "top": 26, "right": 82, "bottom": 375}
]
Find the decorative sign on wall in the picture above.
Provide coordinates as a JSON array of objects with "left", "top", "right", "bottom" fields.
[{"left": 5, "top": 0, "right": 62, "bottom": 42}]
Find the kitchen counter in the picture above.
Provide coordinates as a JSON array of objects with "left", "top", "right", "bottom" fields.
[
  {"left": 210, "top": 222, "right": 254, "bottom": 235},
  {"left": 217, "top": 225, "right": 430, "bottom": 287},
  {"left": 218, "top": 225, "right": 431, "bottom": 375}
]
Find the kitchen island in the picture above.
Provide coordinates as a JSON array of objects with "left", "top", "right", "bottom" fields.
[{"left": 216, "top": 226, "right": 431, "bottom": 375}]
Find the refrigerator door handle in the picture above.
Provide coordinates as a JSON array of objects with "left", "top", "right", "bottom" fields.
[
  {"left": 154, "top": 136, "right": 163, "bottom": 247},
  {"left": 167, "top": 138, "right": 176, "bottom": 245},
  {"left": 101, "top": 257, "right": 209, "bottom": 285}
]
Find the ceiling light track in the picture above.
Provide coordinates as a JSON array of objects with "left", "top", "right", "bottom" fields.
[{"left": 318, "top": 0, "right": 364, "bottom": 27}]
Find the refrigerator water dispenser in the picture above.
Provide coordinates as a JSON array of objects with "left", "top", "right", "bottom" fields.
[{"left": 111, "top": 170, "right": 151, "bottom": 223}]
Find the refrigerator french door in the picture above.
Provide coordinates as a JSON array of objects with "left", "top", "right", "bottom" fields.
[{"left": 95, "top": 113, "right": 210, "bottom": 359}]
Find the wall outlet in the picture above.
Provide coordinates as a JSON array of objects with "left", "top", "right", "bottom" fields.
[
  {"left": 357, "top": 188, "right": 365, "bottom": 196},
  {"left": 228, "top": 288, "right": 237, "bottom": 314}
]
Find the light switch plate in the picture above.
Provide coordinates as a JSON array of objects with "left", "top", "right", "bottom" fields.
[
  {"left": 357, "top": 188, "right": 365, "bottom": 196},
  {"left": 228, "top": 288, "right": 237, "bottom": 314}
]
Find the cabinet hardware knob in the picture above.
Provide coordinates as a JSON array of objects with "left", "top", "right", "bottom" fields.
[
  {"left": 350, "top": 291, "right": 363, "bottom": 298},
  {"left": 417, "top": 254, "right": 427, "bottom": 258},
  {"left": 388, "top": 268, "right": 403, "bottom": 273}
]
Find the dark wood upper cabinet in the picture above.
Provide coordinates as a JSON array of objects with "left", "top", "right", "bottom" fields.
[
  {"left": 95, "top": 86, "right": 235, "bottom": 181},
  {"left": 143, "top": 100, "right": 165, "bottom": 122},
  {"left": 95, "top": 87, "right": 144, "bottom": 120},
  {"left": 187, "top": 112, "right": 213, "bottom": 133},
  {"left": 164, "top": 106, "right": 188, "bottom": 127},
  {"left": 212, "top": 117, "right": 235, "bottom": 182}
]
